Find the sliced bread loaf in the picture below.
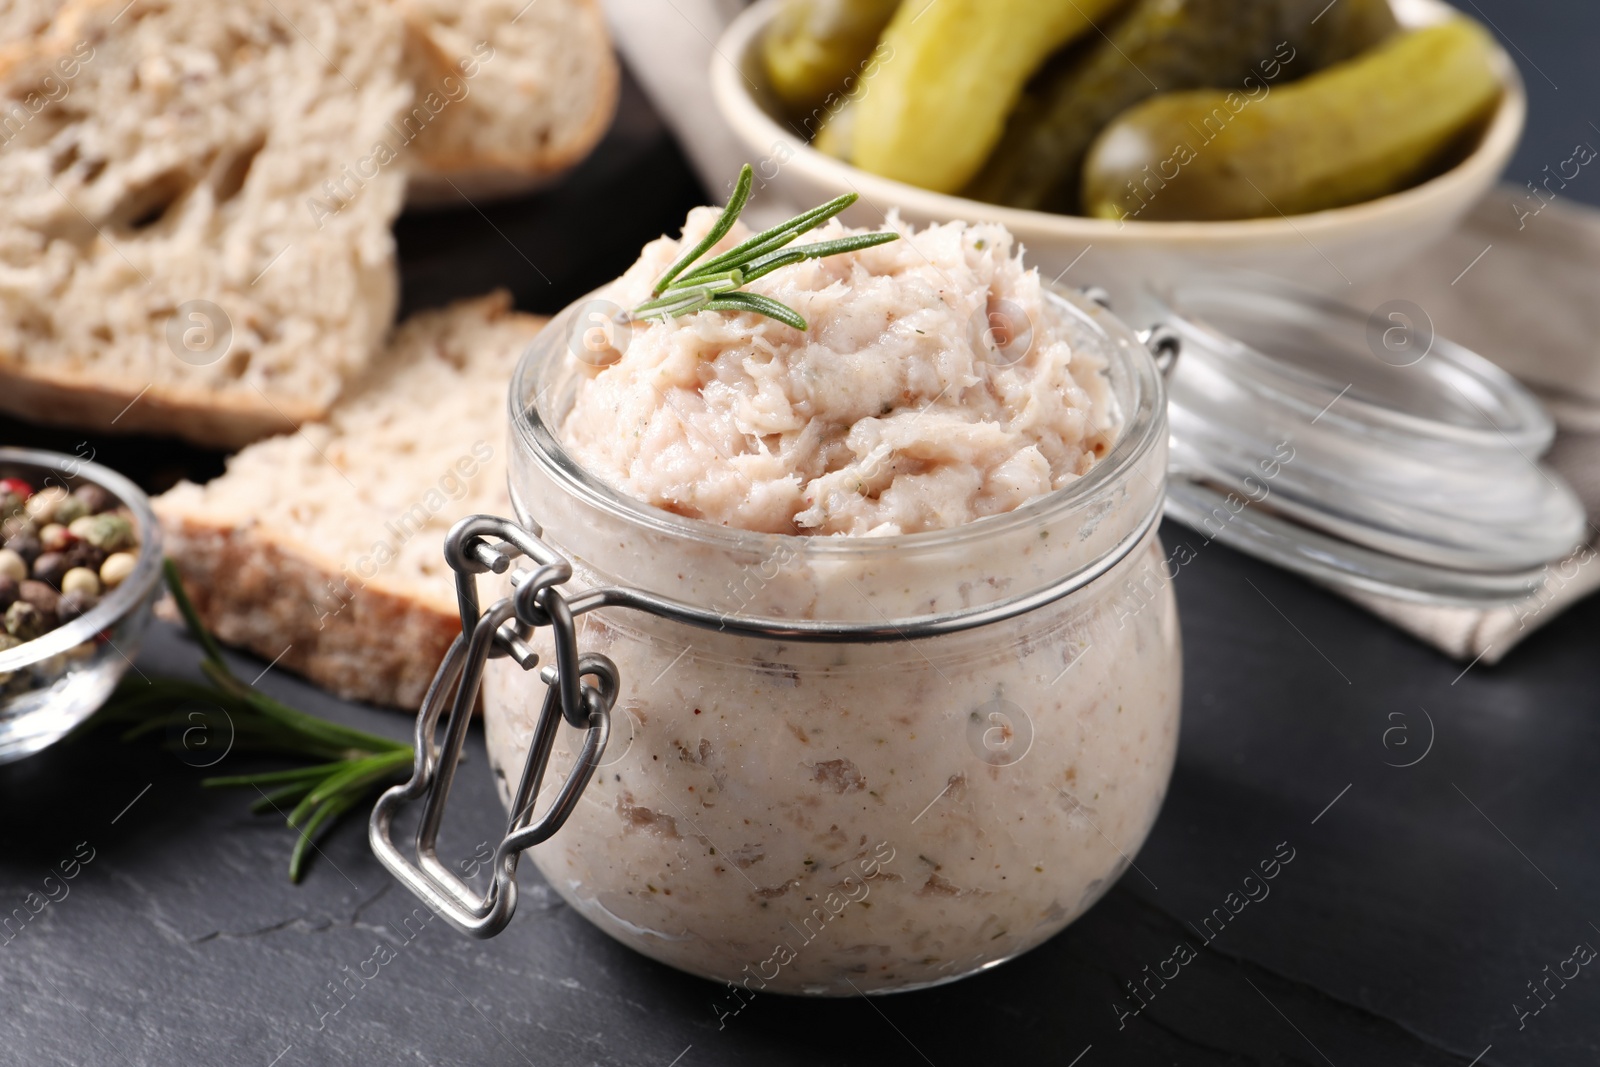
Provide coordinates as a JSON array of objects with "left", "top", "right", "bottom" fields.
[
  {"left": 398, "top": 0, "right": 619, "bottom": 205},
  {"left": 0, "top": 0, "right": 411, "bottom": 447},
  {"left": 156, "top": 293, "right": 545, "bottom": 709},
  {"left": 0, "top": 0, "right": 618, "bottom": 209}
]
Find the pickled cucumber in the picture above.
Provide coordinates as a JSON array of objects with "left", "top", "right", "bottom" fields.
[
  {"left": 851, "top": 0, "right": 1129, "bottom": 194},
  {"left": 762, "top": 0, "right": 902, "bottom": 116},
  {"left": 967, "top": 0, "right": 1398, "bottom": 212},
  {"left": 1081, "top": 19, "right": 1501, "bottom": 222}
]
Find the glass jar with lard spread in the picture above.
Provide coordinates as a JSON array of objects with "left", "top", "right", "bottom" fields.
[{"left": 372, "top": 214, "right": 1180, "bottom": 996}]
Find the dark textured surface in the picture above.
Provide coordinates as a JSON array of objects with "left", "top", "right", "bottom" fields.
[
  {"left": 4, "top": 526, "right": 1597, "bottom": 1067},
  {"left": 4, "top": 5, "right": 1600, "bottom": 1064}
]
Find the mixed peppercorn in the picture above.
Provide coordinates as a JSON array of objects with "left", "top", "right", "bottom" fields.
[{"left": 0, "top": 476, "right": 140, "bottom": 650}]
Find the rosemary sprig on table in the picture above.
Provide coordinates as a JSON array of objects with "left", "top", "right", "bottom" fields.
[
  {"left": 630, "top": 164, "right": 900, "bottom": 330},
  {"left": 95, "top": 560, "right": 413, "bottom": 882}
]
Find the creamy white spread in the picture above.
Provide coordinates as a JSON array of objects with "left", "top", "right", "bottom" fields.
[
  {"left": 560, "top": 209, "right": 1118, "bottom": 536},
  {"left": 486, "top": 569, "right": 1179, "bottom": 995}
]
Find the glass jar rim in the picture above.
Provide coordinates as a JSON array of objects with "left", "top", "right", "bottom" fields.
[
  {"left": 509, "top": 285, "right": 1167, "bottom": 565},
  {"left": 1152, "top": 274, "right": 1555, "bottom": 453}
]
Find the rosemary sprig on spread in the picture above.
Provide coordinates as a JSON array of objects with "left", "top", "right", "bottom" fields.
[
  {"left": 631, "top": 164, "right": 900, "bottom": 330},
  {"left": 95, "top": 560, "right": 412, "bottom": 882}
]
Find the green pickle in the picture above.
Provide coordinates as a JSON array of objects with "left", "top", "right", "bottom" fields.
[
  {"left": 1081, "top": 19, "right": 1503, "bottom": 222},
  {"left": 851, "top": 0, "right": 1130, "bottom": 194},
  {"left": 762, "top": 0, "right": 902, "bottom": 117},
  {"left": 967, "top": 0, "right": 1398, "bottom": 212}
]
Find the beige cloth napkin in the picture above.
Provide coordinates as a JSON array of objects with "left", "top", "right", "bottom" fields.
[
  {"left": 1341, "top": 190, "right": 1600, "bottom": 663},
  {"left": 599, "top": 1, "right": 1600, "bottom": 662}
]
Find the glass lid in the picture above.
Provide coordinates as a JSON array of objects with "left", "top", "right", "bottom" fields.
[{"left": 1151, "top": 275, "right": 1587, "bottom": 606}]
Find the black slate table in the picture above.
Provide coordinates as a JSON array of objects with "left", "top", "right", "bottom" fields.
[{"left": 5, "top": 4, "right": 1600, "bottom": 1063}]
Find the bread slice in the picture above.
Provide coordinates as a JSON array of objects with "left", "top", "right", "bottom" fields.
[
  {"left": 398, "top": 0, "right": 619, "bottom": 206},
  {"left": 156, "top": 293, "right": 545, "bottom": 709},
  {"left": 0, "top": 0, "right": 411, "bottom": 448}
]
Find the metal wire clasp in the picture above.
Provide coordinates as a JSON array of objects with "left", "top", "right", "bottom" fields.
[{"left": 369, "top": 515, "right": 617, "bottom": 938}]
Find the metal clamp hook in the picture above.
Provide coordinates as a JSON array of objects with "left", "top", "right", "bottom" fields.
[
  {"left": 1139, "top": 324, "right": 1182, "bottom": 378},
  {"left": 369, "top": 515, "right": 617, "bottom": 938}
]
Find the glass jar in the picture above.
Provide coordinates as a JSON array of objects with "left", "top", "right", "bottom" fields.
[{"left": 469, "top": 285, "right": 1181, "bottom": 996}]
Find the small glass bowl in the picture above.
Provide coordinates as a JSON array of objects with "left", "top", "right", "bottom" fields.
[{"left": 0, "top": 447, "right": 164, "bottom": 763}]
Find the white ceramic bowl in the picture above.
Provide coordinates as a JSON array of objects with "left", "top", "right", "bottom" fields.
[{"left": 712, "top": 0, "right": 1526, "bottom": 313}]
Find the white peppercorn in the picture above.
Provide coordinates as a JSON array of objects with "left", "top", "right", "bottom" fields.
[
  {"left": 60, "top": 567, "right": 101, "bottom": 598},
  {"left": 99, "top": 552, "right": 138, "bottom": 589},
  {"left": 25, "top": 486, "right": 69, "bottom": 525}
]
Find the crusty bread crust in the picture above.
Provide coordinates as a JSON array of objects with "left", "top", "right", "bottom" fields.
[
  {"left": 162, "top": 513, "right": 461, "bottom": 708},
  {"left": 0, "top": 358, "right": 307, "bottom": 448},
  {"left": 156, "top": 293, "right": 546, "bottom": 709}
]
